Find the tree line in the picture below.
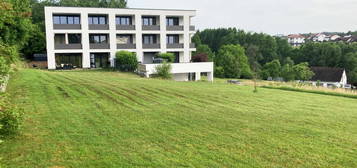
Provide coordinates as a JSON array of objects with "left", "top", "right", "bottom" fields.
[{"left": 192, "top": 28, "right": 357, "bottom": 84}]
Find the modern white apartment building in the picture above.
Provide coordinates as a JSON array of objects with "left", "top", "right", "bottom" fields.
[{"left": 44, "top": 6, "right": 213, "bottom": 81}]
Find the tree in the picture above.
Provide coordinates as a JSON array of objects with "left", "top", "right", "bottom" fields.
[
  {"left": 193, "top": 44, "right": 214, "bottom": 61},
  {"left": 156, "top": 53, "right": 175, "bottom": 63},
  {"left": 191, "top": 53, "right": 208, "bottom": 62},
  {"left": 246, "top": 45, "right": 262, "bottom": 92},
  {"left": 292, "top": 62, "right": 314, "bottom": 81},
  {"left": 216, "top": 44, "right": 251, "bottom": 78},
  {"left": 261, "top": 59, "right": 281, "bottom": 80},
  {"left": 281, "top": 57, "right": 295, "bottom": 81},
  {"left": 115, "top": 51, "right": 138, "bottom": 72}
]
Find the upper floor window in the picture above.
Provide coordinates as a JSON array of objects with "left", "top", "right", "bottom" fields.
[
  {"left": 116, "top": 16, "right": 132, "bottom": 25},
  {"left": 167, "top": 35, "right": 179, "bottom": 44},
  {"left": 89, "top": 34, "right": 108, "bottom": 44},
  {"left": 143, "top": 35, "right": 157, "bottom": 44},
  {"left": 142, "top": 17, "right": 157, "bottom": 26},
  {"left": 166, "top": 17, "right": 179, "bottom": 26},
  {"left": 88, "top": 15, "right": 107, "bottom": 25},
  {"left": 117, "top": 35, "right": 133, "bottom": 44},
  {"left": 53, "top": 15, "right": 80, "bottom": 24},
  {"left": 68, "top": 34, "right": 81, "bottom": 44}
]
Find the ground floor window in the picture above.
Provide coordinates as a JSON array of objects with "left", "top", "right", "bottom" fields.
[
  {"left": 90, "top": 53, "right": 109, "bottom": 68},
  {"left": 55, "top": 53, "right": 82, "bottom": 68}
]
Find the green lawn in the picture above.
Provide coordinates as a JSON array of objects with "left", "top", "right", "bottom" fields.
[{"left": 1, "top": 69, "right": 357, "bottom": 168}]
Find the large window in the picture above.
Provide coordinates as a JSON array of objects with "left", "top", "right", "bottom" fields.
[
  {"left": 142, "top": 17, "right": 157, "bottom": 26},
  {"left": 166, "top": 17, "right": 179, "bottom": 26},
  {"left": 116, "top": 16, "right": 132, "bottom": 25},
  {"left": 143, "top": 35, "right": 157, "bottom": 44},
  {"left": 88, "top": 15, "right": 107, "bottom": 25},
  {"left": 90, "top": 53, "right": 109, "bottom": 68},
  {"left": 53, "top": 15, "right": 80, "bottom": 24},
  {"left": 54, "top": 34, "right": 65, "bottom": 44},
  {"left": 68, "top": 34, "right": 81, "bottom": 44},
  {"left": 167, "top": 35, "right": 179, "bottom": 44},
  {"left": 89, "top": 34, "right": 108, "bottom": 44},
  {"left": 55, "top": 53, "right": 82, "bottom": 68},
  {"left": 116, "top": 35, "right": 133, "bottom": 44}
]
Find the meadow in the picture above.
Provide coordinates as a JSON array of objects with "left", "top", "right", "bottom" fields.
[{"left": 1, "top": 69, "right": 357, "bottom": 167}]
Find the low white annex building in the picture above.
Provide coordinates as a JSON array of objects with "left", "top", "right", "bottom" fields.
[
  {"left": 44, "top": 6, "right": 213, "bottom": 81},
  {"left": 310, "top": 67, "right": 348, "bottom": 88}
]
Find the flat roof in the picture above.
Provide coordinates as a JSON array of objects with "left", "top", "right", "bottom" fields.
[{"left": 44, "top": 6, "right": 196, "bottom": 12}]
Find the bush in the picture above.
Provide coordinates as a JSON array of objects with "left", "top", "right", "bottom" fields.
[
  {"left": 155, "top": 61, "right": 172, "bottom": 79},
  {"left": 0, "top": 57, "right": 10, "bottom": 78},
  {"left": 191, "top": 53, "right": 208, "bottom": 62},
  {"left": 214, "top": 66, "right": 224, "bottom": 78},
  {"left": 156, "top": 53, "right": 175, "bottom": 63},
  {"left": 115, "top": 51, "right": 138, "bottom": 72},
  {"left": 0, "top": 94, "right": 23, "bottom": 137}
]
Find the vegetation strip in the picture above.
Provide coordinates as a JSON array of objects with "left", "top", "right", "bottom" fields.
[{"left": 262, "top": 86, "right": 357, "bottom": 99}]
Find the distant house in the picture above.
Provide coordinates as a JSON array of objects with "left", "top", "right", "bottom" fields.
[
  {"left": 309, "top": 67, "right": 347, "bottom": 88},
  {"left": 287, "top": 34, "right": 305, "bottom": 47},
  {"left": 330, "top": 35, "right": 341, "bottom": 41},
  {"left": 312, "top": 33, "right": 328, "bottom": 42}
]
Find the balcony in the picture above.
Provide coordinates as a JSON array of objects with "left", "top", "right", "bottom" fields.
[
  {"left": 167, "top": 26, "right": 184, "bottom": 31},
  {"left": 89, "top": 24, "right": 109, "bottom": 30},
  {"left": 117, "top": 43, "right": 136, "bottom": 49},
  {"left": 116, "top": 25, "right": 135, "bottom": 30},
  {"left": 53, "top": 24, "right": 81, "bottom": 30},
  {"left": 167, "top": 43, "right": 184, "bottom": 49},
  {"left": 142, "top": 25, "right": 160, "bottom": 31},
  {"left": 138, "top": 62, "right": 214, "bottom": 75},
  {"left": 189, "top": 26, "right": 195, "bottom": 31},
  {"left": 90, "top": 43, "right": 110, "bottom": 49},
  {"left": 190, "top": 43, "right": 196, "bottom": 48},
  {"left": 55, "top": 44, "right": 82, "bottom": 50},
  {"left": 142, "top": 43, "right": 160, "bottom": 49}
]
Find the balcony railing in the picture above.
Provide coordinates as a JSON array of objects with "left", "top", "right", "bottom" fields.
[
  {"left": 142, "top": 43, "right": 160, "bottom": 49},
  {"left": 55, "top": 44, "right": 82, "bottom": 50},
  {"left": 189, "top": 26, "right": 195, "bottom": 31},
  {"left": 90, "top": 43, "right": 110, "bottom": 49},
  {"left": 138, "top": 62, "right": 214, "bottom": 75},
  {"left": 167, "top": 43, "right": 184, "bottom": 49},
  {"left": 53, "top": 24, "right": 81, "bottom": 30},
  {"left": 190, "top": 43, "right": 196, "bottom": 48},
  {"left": 167, "top": 25, "right": 184, "bottom": 31},
  {"left": 89, "top": 24, "right": 109, "bottom": 30},
  {"left": 142, "top": 25, "right": 160, "bottom": 31},
  {"left": 117, "top": 43, "right": 136, "bottom": 49},
  {"left": 116, "top": 25, "right": 135, "bottom": 30}
]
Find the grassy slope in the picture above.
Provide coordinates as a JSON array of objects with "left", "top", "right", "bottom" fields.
[{"left": 1, "top": 69, "right": 357, "bottom": 168}]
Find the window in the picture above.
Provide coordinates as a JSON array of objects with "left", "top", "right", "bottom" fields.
[
  {"left": 68, "top": 34, "right": 81, "bottom": 44},
  {"left": 142, "top": 17, "right": 156, "bottom": 26},
  {"left": 89, "top": 34, "right": 108, "bottom": 44},
  {"left": 88, "top": 16, "right": 107, "bottom": 25},
  {"left": 167, "top": 35, "right": 179, "bottom": 44},
  {"left": 166, "top": 17, "right": 179, "bottom": 26},
  {"left": 116, "top": 35, "right": 133, "bottom": 44},
  {"left": 143, "top": 35, "right": 157, "bottom": 44},
  {"left": 53, "top": 15, "right": 80, "bottom": 24},
  {"left": 54, "top": 34, "right": 65, "bottom": 44},
  {"left": 116, "top": 16, "right": 132, "bottom": 25}
]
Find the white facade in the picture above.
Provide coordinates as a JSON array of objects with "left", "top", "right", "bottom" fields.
[
  {"left": 45, "top": 6, "right": 213, "bottom": 81},
  {"left": 287, "top": 34, "right": 305, "bottom": 47}
]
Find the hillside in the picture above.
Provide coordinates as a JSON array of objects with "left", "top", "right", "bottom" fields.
[{"left": 1, "top": 69, "right": 357, "bottom": 167}]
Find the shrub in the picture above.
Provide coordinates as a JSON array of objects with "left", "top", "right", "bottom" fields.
[
  {"left": 214, "top": 66, "right": 224, "bottom": 77},
  {"left": 0, "top": 94, "right": 23, "bottom": 137},
  {"left": 0, "top": 57, "right": 10, "bottom": 78},
  {"left": 156, "top": 53, "right": 175, "bottom": 63},
  {"left": 155, "top": 61, "right": 172, "bottom": 79},
  {"left": 115, "top": 51, "right": 138, "bottom": 72},
  {"left": 191, "top": 53, "right": 208, "bottom": 62}
]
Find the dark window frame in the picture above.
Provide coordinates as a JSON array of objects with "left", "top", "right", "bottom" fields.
[
  {"left": 166, "top": 17, "right": 179, "bottom": 26},
  {"left": 88, "top": 15, "right": 108, "bottom": 25},
  {"left": 143, "top": 35, "right": 157, "bottom": 44},
  {"left": 166, "top": 35, "right": 179, "bottom": 44},
  {"left": 89, "top": 34, "right": 109, "bottom": 44},
  {"left": 53, "top": 15, "right": 80, "bottom": 24},
  {"left": 116, "top": 16, "right": 132, "bottom": 25},
  {"left": 142, "top": 17, "right": 157, "bottom": 26}
]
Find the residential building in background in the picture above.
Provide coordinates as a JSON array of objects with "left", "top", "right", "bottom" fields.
[
  {"left": 44, "top": 6, "right": 213, "bottom": 81},
  {"left": 287, "top": 34, "right": 305, "bottom": 47},
  {"left": 309, "top": 67, "right": 348, "bottom": 88}
]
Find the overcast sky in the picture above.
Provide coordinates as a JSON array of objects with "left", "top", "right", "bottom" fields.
[{"left": 128, "top": 0, "right": 357, "bottom": 35}]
